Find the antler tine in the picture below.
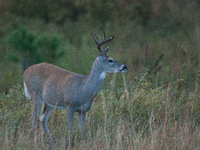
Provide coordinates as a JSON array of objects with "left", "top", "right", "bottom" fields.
[
  {"left": 94, "top": 32, "right": 100, "bottom": 42},
  {"left": 91, "top": 31, "right": 98, "bottom": 44},
  {"left": 100, "top": 35, "right": 114, "bottom": 47},
  {"left": 91, "top": 31, "right": 114, "bottom": 52},
  {"left": 92, "top": 31, "right": 101, "bottom": 52}
]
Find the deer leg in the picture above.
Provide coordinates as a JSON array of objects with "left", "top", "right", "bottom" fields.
[
  {"left": 40, "top": 103, "right": 54, "bottom": 148},
  {"left": 78, "top": 111, "right": 85, "bottom": 146},
  {"left": 78, "top": 112, "right": 85, "bottom": 138},
  {"left": 32, "top": 94, "right": 43, "bottom": 143},
  {"left": 67, "top": 108, "right": 75, "bottom": 149}
]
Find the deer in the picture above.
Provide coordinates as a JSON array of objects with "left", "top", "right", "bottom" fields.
[{"left": 23, "top": 31, "right": 127, "bottom": 148}]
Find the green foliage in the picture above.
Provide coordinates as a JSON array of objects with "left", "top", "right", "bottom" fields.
[
  {"left": 4, "top": 0, "right": 87, "bottom": 23},
  {"left": 8, "top": 25, "right": 37, "bottom": 53},
  {"left": 0, "top": 0, "right": 199, "bottom": 92},
  {"left": 6, "top": 25, "right": 63, "bottom": 72},
  {"left": 6, "top": 52, "right": 19, "bottom": 62},
  {"left": 36, "top": 33, "right": 62, "bottom": 63}
]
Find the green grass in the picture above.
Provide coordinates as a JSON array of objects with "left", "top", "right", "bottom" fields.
[{"left": 1, "top": 75, "right": 200, "bottom": 149}]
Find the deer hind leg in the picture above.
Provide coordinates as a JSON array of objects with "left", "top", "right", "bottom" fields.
[
  {"left": 40, "top": 103, "right": 54, "bottom": 148},
  {"left": 31, "top": 93, "right": 43, "bottom": 143}
]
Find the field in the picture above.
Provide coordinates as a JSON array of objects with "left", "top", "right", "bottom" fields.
[
  {"left": 1, "top": 74, "right": 200, "bottom": 149},
  {"left": 1, "top": 1, "right": 200, "bottom": 149}
]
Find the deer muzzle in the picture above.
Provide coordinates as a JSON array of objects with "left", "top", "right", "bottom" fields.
[{"left": 119, "top": 65, "right": 128, "bottom": 72}]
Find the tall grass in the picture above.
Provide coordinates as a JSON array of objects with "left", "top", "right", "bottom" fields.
[{"left": 0, "top": 74, "right": 200, "bottom": 149}]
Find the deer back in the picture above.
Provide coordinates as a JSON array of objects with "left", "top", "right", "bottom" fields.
[{"left": 24, "top": 63, "right": 86, "bottom": 108}]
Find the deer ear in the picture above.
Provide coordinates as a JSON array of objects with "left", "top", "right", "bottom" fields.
[{"left": 97, "top": 47, "right": 109, "bottom": 62}]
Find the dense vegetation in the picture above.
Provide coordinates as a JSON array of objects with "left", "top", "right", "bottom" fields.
[
  {"left": 0, "top": 0, "right": 200, "bottom": 149},
  {"left": 1, "top": 80, "right": 200, "bottom": 149}
]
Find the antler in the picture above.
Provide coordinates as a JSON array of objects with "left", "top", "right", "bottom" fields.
[{"left": 91, "top": 31, "right": 114, "bottom": 52}]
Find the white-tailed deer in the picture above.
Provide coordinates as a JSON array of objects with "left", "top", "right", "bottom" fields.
[{"left": 23, "top": 31, "right": 127, "bottom": 148}]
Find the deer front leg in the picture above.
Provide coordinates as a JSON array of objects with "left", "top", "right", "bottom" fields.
[
  {"left": 78, "top": 112, "right": 85, "bottom": 138},
  {"left": 67, "top": 107, "right": 75, "bottom": 149}
]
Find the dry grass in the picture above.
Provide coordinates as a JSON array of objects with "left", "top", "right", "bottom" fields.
[{"left": 0, "top": 75, "right": 200, "bottom": 149}]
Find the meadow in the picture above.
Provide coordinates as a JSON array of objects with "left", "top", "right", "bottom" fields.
[
  {"left": 1, "top": 73, "right": 200, "bottom": 149},
  {"left": 0, "top": 0, "right": 200, "bottom": 149}
]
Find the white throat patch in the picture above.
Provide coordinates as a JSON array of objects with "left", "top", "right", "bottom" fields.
[{"left": 100, "top": 72, "right": 106, "bottom": 80}]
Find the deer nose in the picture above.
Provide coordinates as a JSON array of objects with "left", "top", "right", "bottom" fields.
[
  {"left": 123, "top": 65, "right": 128, "bottom": 71},
  {"left": 120, "top": 65, "right": 127, "bottom": 72}
]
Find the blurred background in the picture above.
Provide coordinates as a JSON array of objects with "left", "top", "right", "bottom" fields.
[{"left": 0, "top": 0, "right": 199, "bottom": 93}]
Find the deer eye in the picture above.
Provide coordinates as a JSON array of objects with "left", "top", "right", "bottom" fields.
[{"left": 108, "top": 59, "right": 114, "bottom": 63}]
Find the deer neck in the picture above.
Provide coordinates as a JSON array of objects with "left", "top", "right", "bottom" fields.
[{"left": 83, "top": 60, "right": 106, "bottom": 98}]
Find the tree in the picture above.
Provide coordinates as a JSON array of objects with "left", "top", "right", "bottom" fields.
[
  {"left": 7, "top": 25, "right": 63, "bottom": 72},
  {"left": 7, "top": 26, "right": 37, "bottom": 72}
]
